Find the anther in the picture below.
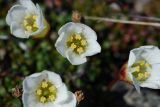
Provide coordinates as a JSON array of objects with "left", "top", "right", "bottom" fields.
[
  {"left": 71, "top": 43, "right": 77, "bottom": 49},
  {"left": 137, "top": 73, "right": 144, "bottom": 80},
  {"left": 134, "top": 66, "right": 140, "bottom": 72},
  {"left": 77, "top": 47, "right": 83, "bottom": 54},
  {"left": 49, "top": 86, "right": 56, "bottom": 92},
  {"left": 26, "top": 26, "right": 32, "bottom": 31},
  {"left": 36, "top": 89, "right": 42, "bottom": 95},
  {"left": 32, "top": 15, "right": 37, "bottom": 20},
  {"left": 75, "top": 35, "right": 81, "bottom": 40},
  {"left": 144, "top": 72, "right": 150, "bottom": 78},
  {"left": 23, "top": 20, "right": 28, "bottom": 26},
  {"left": 139, "top": 60, "right": 145, "bottom": 66},
  {"left": 33, "top": 22, "right": 37, "bottom": 28},
  {"left": 40, "top": 96, "right": 46, "bottom": 103},
  {"left": 41, "top": 81, "right": 48, "bottom": 88},
  {"left": 48, "top": 95, "right": 55, "bottom": 101},
  {"left": 81, "top": 40, "right": 87, "bottom": 46}
]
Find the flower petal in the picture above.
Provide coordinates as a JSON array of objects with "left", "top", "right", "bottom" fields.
[
  {"left": 23, "top": 94, "right": 54, "bottom": 107},
  {"left": 22, "top": 92, "right": 38, "bottom": 107},
  {"left": 6, "top": 5, "right": 26, "bottom": 25},
  {"left": 128, "top": 51, "right": 136, "bottom": 67},
  {"left": 84, "top": 39, "right": 101, "bottom": 56},
  {"left": 55, "top": 91, "right": 76, "bottom": 107},
  {"left": 19, "top": 0, "right": 37, "bottom": 13},
  {"left": 22, "top": 93, "right": 36, "bottom": 107},
  {"left": 35, "top": 4, "right": 44, "bottom": 27},
  {"left": 58, "top": 22, "right": 73, "bottom": 35},
  {"left": 42, "top": 70, "right": 63, "bottom": 88},
  {"left": 141, "top": 81, "right": 160, "bottom": 89},
  {"left": 126, "top": 70, "right": 141, "bottom": 93},
  {"left": 54, "top": 84, "right": 68, "bottom": 104},
  {"left": 140, "top": 64, "right": 160, "bottom": 89},
  {"left": 66, "top": 49, "right": 87, "bottom": 65},
  {"left": 132, "top": 77, "right": 141, "bottom": 93},
  {"left": 141, "top": 46, "right": 160, "bottom": 64},
  {"left": 11, "top": 22, "right": 29, "bottom": 38},
  {"left": 29, "top": 72, "right": 41, "bottom": 78},
  {"left": 59, "top": 22, "right": 97, "bottom": 40},
  {"left": 130, "top": 46, "right": 160, "bottom": 65},
  {"left": 23, "top": 72, "right": 45, "bottom": 93},
  {"left": 55, "top": 33, "right": 68, "bottom": 57},
  {"left": 30, "top": 24, "right": 45, "bottom": 37},
  {"left": 79, "top": 23, "right": 97, "bottom": 40},
  {"left": 29, "top": 4, "right": 45, "bottom": 36},
  {"left": 58, "top": 22, "right": 82, "bottom": 35}
]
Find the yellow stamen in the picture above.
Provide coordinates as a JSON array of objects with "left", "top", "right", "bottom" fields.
[
  {"left": 33, "top": 22, "right": 38, "bottom": 28},
  {"left": 145, "top": 63, "right": 150, "bottom": 68},
  {"left": 139, "top": 60, "right": 145, "bottom": 66},
  {"left": 23, "top": 20, "right": 28, "bottom": 26},
  {"left": 81, "top": 40, "right": 87, "bottom": 46},
  {"left": 35, "top": 80, "right": 57, "bottom": 103},
  {"left": 32, "top": 15, "right": 37, "bottom": 20},
  {"left": 23, "top": 15, "right": 38, "bottom": 32},
  {"left": 77, "top": 47, "right": 83, "bottom": 53},
  {"left": 40, "top": 96, "right": 46, "bottom": 103},
  {"left": 144, "top": 72, "right": 150, "bottom": 78},
  {"left": 48, "top": 95, "right": 55, "bottom": 101},
  {"left": 41, "top": 81, "right": 48, "bottom": 88},
  {"left": 26, "top": 26, "right": 32, "bottom": 31},
  {"left": 75, "top": 34, "right": 81, "bottom": 40},
  {"left": 70, "top": 43, "right": 77, "bottom": 49},
  {"left": 66, "top": 34, "right": 87, "bottom": 54},
  {"left": 134, "top": 66, "right": 140, "bottom": 72},
  {"left": 49, "top": 86, "right": 56, "bottom": 92},
  {"left": 137, "top": 73, "right": 144, "bottom": 80},
  {"left": 69, "top": 36, "right": 73, "bottom": 41},
  {"left": 36, "top": 89, "right": 42, "bottom": 96},
  {"left": 131, "top": 59, "right": 151, "bottom": 82}
]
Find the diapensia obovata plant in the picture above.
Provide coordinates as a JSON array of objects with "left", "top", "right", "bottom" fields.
[
  {"left": 5, "top": 0, "right": 160, "bottom": 106},
  {"left": 23, "top": 70, "right": 77, "bottom": 107},
  {"left": 119, "top": 46, "right": 160, "bottom": 93},
  {"left": 6, "top": 0, "right": 50, "bottom": 38}
]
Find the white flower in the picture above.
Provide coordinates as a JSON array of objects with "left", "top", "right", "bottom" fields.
[
  {"left": 127, "top": 45, "right": 160, "bottom": 92},
  {"left": 6, "top": 0, "right": 45, "bottom": 38},
  {"left": 22, "top": 70, "right": 77, "bottom": 107},
  {"left": 55, "top": 22, "right": 101, "bottom": 65}
]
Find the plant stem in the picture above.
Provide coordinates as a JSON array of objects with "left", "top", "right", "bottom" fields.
[{"left": 84, "top": 16, "right": 160, "bottom": 27}]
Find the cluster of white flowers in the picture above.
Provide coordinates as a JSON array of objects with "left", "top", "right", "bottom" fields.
[
  {"left": 5, "top": 0, "right": 160, "bottom": 107},
  {"left": 6, "top": 0, "right": 101, "bottom": 65},
  {"left": 6, "top": 0, "right": 78, "bottom": 107}
]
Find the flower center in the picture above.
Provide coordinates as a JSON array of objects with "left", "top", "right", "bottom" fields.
[
  {"left": 131, "top": 59, "right": 151, "bottom": 82},
  {"left": 66, "top": 34, "right": 87, "bottom": 54},
  {"left": 35, "top": 79, "right": 57, "bottom": 103},
  {"left": 23, "top": 15, "right": 38, "bottom": 32}
]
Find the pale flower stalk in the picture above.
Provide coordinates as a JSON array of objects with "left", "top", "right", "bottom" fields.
[
  {"left": 6, "top": 0, "right": 47, "bottom": 38},
  {"left": 127, "top": 46, "right": 160, "bottom": 92},
  {"left": 22, "top": 70, "right": 76, "bottom": 107},
  {"left": 55, "top": 22, "right": 101, "bottom": 65}
]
